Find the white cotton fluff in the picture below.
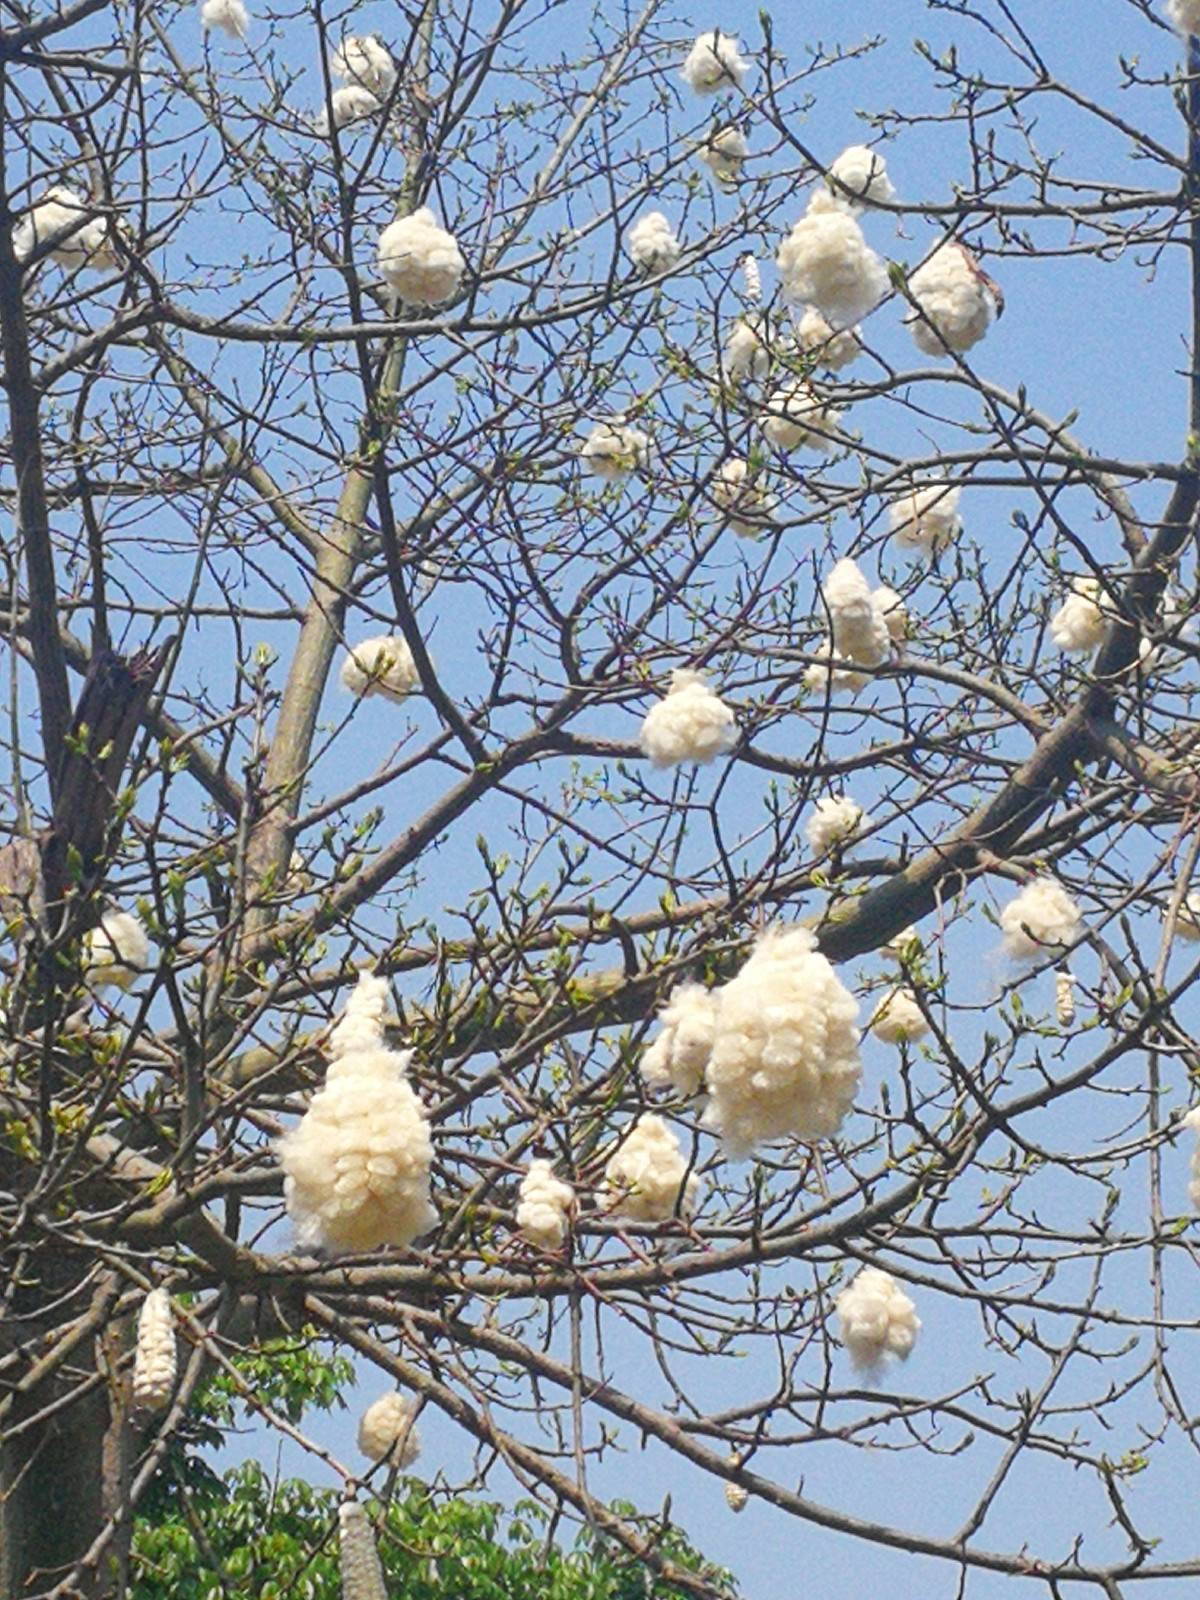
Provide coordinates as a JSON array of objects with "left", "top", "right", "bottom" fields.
[
  {"left": 516, "top": 1158, "right": 575, "bottom": 1249},
  {"left": 278, "top": 973, "right": 437, "bottom": 1254},
  {"left": 340, "top": 635, "right": 420, "bottom": 701},
  {"left": 698, "top": 126, "right": 748, "bottom": 185},
  {"left": 377, "top": 208, "right": 465, "bottom": 305},
  {"left": 823, "top": 557, "right": 890, "bottom": 669},
  {"left": 357, "top": 1391, "right": 421, "bottom": 1467},
  {"left": 626, "top": 211, "right": 681, "bottom": 274},
  {"left": 701, "top": 926, "right": 861, "bottom": 1157},
  {"left": 836, "top": 1265, "right": 920, "bottom": 1371},
  {"left": 13, "top": 187, "right": 113, "bottom": 269},
  {"left": 888, "top": 484, "right": 962, "bottom": 556},
  {"left": 1167, "top": 1, "right": 1200, "bottom": 37},
  {"left": 1055, "top": 970, "right": 1076, "bottom": 1027},
  {"left": 339, "top": 1502, "right": 388, "bottom": 1600},
  {"left": 603, "top": 1112, "right": 698, "bottom": 1222},
  {"left": 320, "top": 85, "right": 382, "bottom": 133},
  {"left": 711, "top": 457, "right": 775, "bottom": 536},
  {"left": 999, "top": 878, "right": 1082, "bottom": 962},
  {"left": 199, "top": 0, "right": 248, "bottom": 39},
  {"left": 776, "top": 190, "right": 889, "bottom": 328},
  {"left": 680, "top": 29, "right": 748, "bottom": 94},
  {"left": 872, "top": 585, "right": 907, "bottom": 643},
  {"left": 725, "top": 1463, "right": 748, "bottom": 1513},
  {"left": 740, "top": 254, "right": 762, "bottom": 301},
  {"left": 826, "top": 144, "right": 896, "bottom": 213},
  {"left": 723, "top": 314, "right": 775, "bottom": 381},
  {"left": 805, "top": 794, "right": 870, "bottom": 856},
  {"left": 804, "top": 641, "right": 869, "bottom": 697},
  {"left": 796, "top": 306, "right": 861, "bottom": 372},
  {"left": 906, "top": 243, "right": 995, "bottom": 356},
  {"left": 1169, "top": 889, "right": 1200, "bottom": 940},
  {"left": 639, "top": 669, "right": 737, "bottom": 767},
  {"left": 761, "top": 378, "right": 842, "bottom": 453},
  {"left": 1050, "top": 578, "right": 1108, "bottom": 654},
  {"left": 131, "top": 1288, "right": 176, "bottom": 1413},
  {"left": 83, "top": 909, "right": 149, "bottom": 992},
  {"left": 1183, "top": 1107, "right": 1200, "bottom": 1208},
  {"left": 580, "top": 420, "right": 650, "bottom": 482},
  {"left": 332, "top": 36, "right": 397, "bottom": 97},
  {"left": 641, "top": 982, "right": 717, "bottom": 1097},
  {"left": 869, "top": 988, "right": 929, "bottom": 1044}
]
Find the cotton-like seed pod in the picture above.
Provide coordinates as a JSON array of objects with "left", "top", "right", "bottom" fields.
[
  {"left": 641, "top": 982, "right": 717, "bottom": 1096},
  {"left": 796, "top": 306, "right": 861, "bottom": 372},
  {"left": 1182, "top": 1107, "right": 1200, "bottom": 1208},
  {"left": 825, "top": 144, "right": 896, "bottom": 213},
  {"left": 776, "top": 190, "right": 889, "bottom": 328},
  {"left": 725, "top": 1456, "right": 748, "bottom": 1512},
  {"left": 13, "top": 187, "right": 113, "bottom": 269},
  {"left": 698, "top": 126, "right": 748, "bottom": 186},
  {"left": 999, "top": 878, "right": 1082, "bottom": 962},
  {"left": 1050, "top": 578, "right": 1108, "bottom": 654},
  {"left": 805, "top": 794, "right": 870, "bottom": 857},
  {"left": 835, "top": 1265, "right": 920, "bottom": 1371},
  {"left": 1168, "top": 0, "right": 1200, "bottom": 37},
  {"left": 701, "top": 925, "right": 861, "bottom": 1157},
  {"left": 131, "top": 1288, "right": 176, "bottom": 1413},
  {"left": 199, "top": 0, "right": 248, "bottom": 39},
  {"left": 1055, "top": 970, "right": 1076, "bottom": 1027},
  {"left": 338, "top": 1502, "right": 388, "bottom": 1600},
  {"left": 906, "top": 242, "right": 996, "bottom": 356},
  {"left": 340, "top": 635, "right": 420, "bottom": 701},
  {"left": 84, "top": 909, "right": 149, "bottom": 993},
  {"left": 680, "top": 29, "right": 748, "bottom": 94},
  {"left": 580, "top": 420, "right": 650, "bottom": 482},
  {"left": 882, "top": 925, "right": 921, "bottom": 962},
  {"left": 378, "top": 208, "right": 465, "bottom": 305},
  {"left": 803, "top": 640, "right": 870, "bottom": 697},
  {"left": 761, "top": 377, "right": 842, "bottom": 453},
  {"left": 1168, "top": 889, "right": 1200, "bottom": 940},
  {"left": 888, "top": 484, "right": 962, "bottom": 556},
  {"left": 869, "top": 988, "right": 929, "bottom": 1045},
  {"left": 639, "top": 669, "right": 737, "bottom": 767},
  {"left": 332, "top": 36, "right": 397, "bottom": 97},
  {"left": 740, "top": 254, "right": 762, "bottom": 301},
  {"left": 626, "top": 211, "right": 681, "bottom": 274},
  {"left": 516, "top": 1158, "right": 575, "bottom": 1249},
  {"left": 823, "top": 558, "right": 890, "bottom": 668},
  {"left": 319, "top": 85, "right": 382, "bottom": 133},
  {"left": 278, "top": 973, "right": 437, "bottom": 1254},
  {"left": 603, "top": 1112, "right": 698, "bottom": 1222},
  {"left": 722, "top": 313, "right": 775, "bottom": 381},
  {"left": 711, "top": 457, "right": 776, "bottom": 537},
  {"left": 357, "top": 1391, "right": 421, "bottom": 1467},
  {"left": 872, "top": 585, "right": 907, "bottom": 643}
]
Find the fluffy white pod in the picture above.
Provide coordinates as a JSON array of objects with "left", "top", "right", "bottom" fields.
[
  {"left": 761, "top": 377, "right": 842, "bottom": 453},
  {"left": 357, "top": 1391, "right": 421, "bottom": 1467},
  {"left": 320, "top": 85, "right": 382, "bottom": 133},
  {"left": 1169, "top": 889, "right": 1200, "bottom": 940},
  {"left": 823, "top": 558, "right": 890, "bottom": 668},
  {"left": 883, "top": 925, "right": 922, "bottom": 963},
  {"left": 796, "top": 306, "right": 861, "bottom": 372},
  {"left": 332, "top": 36, "right": 397, "bottom": 96},
  {"left": 580, "top": 421, "right": 650, "bottom": 482},
  {"left": 872, "top": 585, "right": 907, "bottom": 643},
  {"left": 338, "top": 1502, "right": 388, "bottom": 1600},
  {"left": 999, "top": 878, "right": 1082, "bottom": 961},
  {"left": 723, "top": 314, "right": 775, "bottom": 381},
  {"left": 641, "top": 982, "right": 717, "bottom": 1096},
  {"left": 626, "top": 211, "right": 681, "bottom": 274},
  {"left": 805, "top": 794, "right": 870, "bottom": 856},
  {"left": 378, "top": 208, "right": 465, "bottom": 305},
  {"left": 869, "top": 988, "right": 929, "bottom": 1045},
  {"left": 1055, "top": 970, "right": 1076, "bottom": 1027},
  {"left": 836, "top": 1265, "right": 920, "bottom": 1371},
  {"left": 725, "top": 1456, "right": 748, "bottom": 1512},
  {"left": 888, "top": 484, "right": 961, "bottom": 556},
  {"left": 278, "top": 972, "right": 437, "bottom": 1254},
  {"left": 740, "top": 253, "right": 762, "bottom": 301},
  {"left": 200, "top": 0, "right": 248, "bottom": 39},
  {"left": 698, "top": 126, "right": 748, "bottom": 185},
  {"left": 711, "top": 457, "right": 775, "bottom": 536},
  {"left": 776, "top": 190, "right": 889, "bottom": 328},
  {"left": 131, "top": 1288, "right": 176, "bottom": 1413},
  {"left": 907, "top": 242, "right": 995, "bottom": 356},
  {"left": 13, "top": 187, "right": 113, "bottom": 268},
  {"left": 84, "top": 909, "right": 149, "bottom": 992},
  {"left": 1183, "top": 1107, "right": 1200, "bottom": 1208},
  {"left": 639, "top": 669, "right": 737, "bottom": 767},
  {"left": 603, "top": 1112, "right": 698, "bottom": 1222},
  {"left": 340, "top": 635, "right": 420, "bottom": 701},
  {"left": 1168, "top": 1, "right": 1200, "bottom": 36},
  {"left": 702, "top": 926, "right": 861, "bottom": 1157},
  {"left": 826, "top": 144, "right": 896, "bottom": 212},
  {"left": 803, "top": 640, "right": 869, "bottom": 697},
  {"left": 1050, "top": 578, "right": 1108, "bottom": 654},
  {"left": 680, "top": 29, "right": 747, "bottom": 94},
  {"left": 516, "top": 1158, "right": 575, "bottom": 1249}
]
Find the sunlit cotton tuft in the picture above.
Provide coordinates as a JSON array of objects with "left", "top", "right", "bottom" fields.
[
  {"left": 869, "top": 988, "right": 929, "bottom": 1044},
  {"left": 776, "top": 190, "right": 889, "bottom": 327},
  {"left": 641, "top": 982, "right": 717, "bottom": 1097},
  {"left": 805, "top": 794, "right": 870, "bottom": 856},
  {"left": 698, "top": 126, "right": 748, "bottom": 185},
  {"left": 340, "top": 635, "right": 420, "bottom": 701},
  {"left": 761, "top": 378, "right": 842, "bottom": 452},
  {"left": 836, "top": 1265, "right": 920, "bottom": 1371},
  {"left": 639, "top": 669, "right": 736, "bottom": 767},
  {"left": 603, "top": 1112, "right": 699, "bottom": 1222},
  {"left": 1168, "top": 888, "right": 1200, "bottom": 940},
  {"left": 332, "top": 35, "right": 397, "bottom": 97},
  {"left": 13, "top": 187, "right": 114, "bottom": 269},
  {"left": 1167, "top": 1, "right": 1200, "bottom": 37},
  {"left": 1050, "top": 578, "right": 1109, "bottom": 654},
  {"left": 1055, "top": 970, "right": 1076, "bottom": 1027},
  {"left": 796, "top": 306, "right": 861, "bottom": 372},
  {"left": 723, "top": 313, "right": 775, "bottom": 381},
  {"left": 357, "top": 1391, "right": 421, "bottom": 1467},
  {"left": 131, "top": 1288, "right": 176, "bottom": 1412},
  {"left": 319, "top": 85, "right": 382, "bottom": 133},
  {"left": 377, "top": 208, "right": 465, "bottom": 305},
  {"left": 339, "top": 1502, "right": 388, "bottom": 1600},
  {"left": 84, "top": 909, "right": 148, "bottom": 992},
  {"left": 823, "top": 557, "right": 890, "bottom": 668},
  {"left": 888, "top": 483, "right": 961, "bottom": 556},
  {"left": 999, "top": 878, "right": 1082, "bottom": 961},
  {"left": 711, "top": 457, "right": 776, "bottom": 536},
  {"left": 580, "top": 421, "right": 650, "bottom": 482},
  {"left": 516, "top": 1158, "right": 575, "bottom": 1249},
  {"left": 1182, "top": 1107, "right": 1200, "bottom": 1207},
  {"left": 804, "top": 641, "right": 869, "bottom": 697},
  {"left": 906, "top": 242, "right": 995, "bottom": 355},
  {"left": 826, "top": 144, "right": 896, "bottom": 212},
  {"left": 626, "top": 211, "right": 681, "bottom": 274},
  {"left": 199, "top": 0, "right": 248, "bottom": 39},
  {"left": 680, "top": 29, "right": 748, "bottom": 94}
]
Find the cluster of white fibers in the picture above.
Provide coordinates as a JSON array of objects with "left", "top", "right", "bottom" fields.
[
  {"left": 377, "top": 208, "right": 465, "bottom": 305},
  {"left": 14, "top": 188, "right": 114, "bottom": 269},
  {"left": 761, "top": 377, "right": 842, "bottom": 453},
  {"left": 278, "top": 973, "right": 437, "bottom": 1254},
  {"left": 702, "top": 926, "right": 861, "bottom": 1157},
  {"left": 869, "top": 988, "right": 929, "bottom": 1045},
  {"left": 836, "top": 1265, "right": 920, "bottom": 1371},
  {"left": 723, "top": 313, "right": 775, "bottom": 381},
  {"left": 803, "top": 641, "right": 869, "bottom": 697},
  {"left": 699, "top": 126, "right": 748, "bottom": 185},
  {"left": 1168, "top": 1, "right": 1200, "bottom": 37},
  {"left": 641, "top": 982, "right": 717, "bottom": 1096},
  {"left": 84, "top": 909, "right": 149, "bottom": 992},
  {"left": 805, "top": 794, "right": 870, "bottom": 857},
  {"left": 907, "top": 242, "right": 995, "bottom": 356},
  {"left": 199, "top": 0, "right": 248, "bottom": 39},
  {"left": 1183, "top": 1107, "right": 1200, "bottom": 1208},
  {"left": 1050, "top": 578, "right": 1109, "bottom": 654},
  {"left": 603, "top": 1112, "right": 699, "bottom": 1222},
  {"left": 823, "top": 557, "right": 890, "bottom": 669},
  {"left": 131, "top": 1288, "right": 176, "bottom": 1412},
  {"left": 1168, "top": 888, "right": 1200, "bottom": 940},
  {"left": 357, "top": 1391, "right": 421, "bottom": 1467},
  {"left": 338, "top": 1502, "right": 388, "bottom": 1600},
  {"left": 711, "top": 457, "right": 775, "bottom": 536},
  {"left": 740, "top": 253, "right": 762, "bottom": 301},
  {"left": 579, "top": 420, "right": 650, "bottom": 482},
  {"left": 680, "top": 29, "right": 748, "bottom": 94},
  {"left": 626, "top": 211, "right": 681, "bottom": 274},
  {"left": 888, "top": 483, "right": 961, "bottom": 556},
  {"left": 340, "top": 635, "right": 420, "bottom": 701},
  {"left": 873, "top": 584, "right": 907, "bottom": 642},
  {"left": 826, "top": 144, "right": 896, "bottom": 212},
  {"left": 516, "top": 1158, "right": 575, "bottom": 1249},
  {"left": 333, "top": 35, "right": 397, "bottom": 96},
  {"left": 777, "top": 189, "right": 889, "bottom": 328},
  {"left": 883, "top": 924, "right": 922, "bottom": 962},
  {"left": 639, "top": 669, "right": 737, "bottom": 767},
  {"left": 796, "top": 306, "right": 861, "bottom": 372},
  {"left": 320, "top": 85, "right": 383, "bottom": 132},
  {"left": 1055, "top": 970, "right": 1076, "bottom": 1027},
  {"left": 999, "top": 878, "right": 1082, "bottom": 961}
]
